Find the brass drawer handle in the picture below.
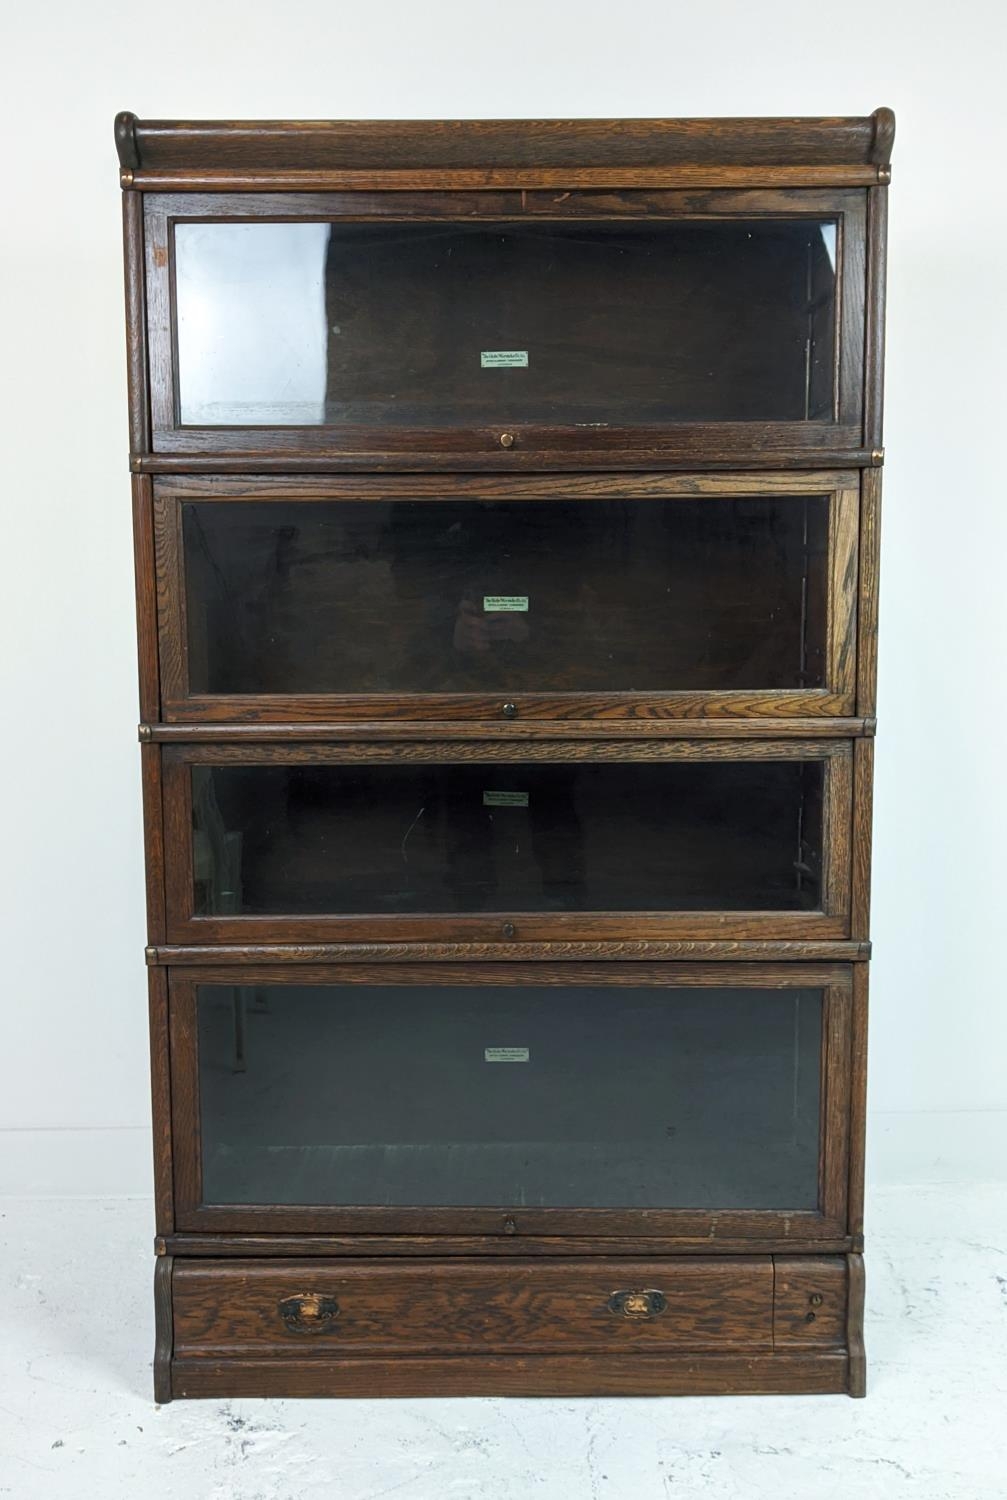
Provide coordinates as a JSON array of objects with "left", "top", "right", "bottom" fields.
[
  {"left": 608, "top": 1289, "right": 668, "bottom": 1319},
  {"left": 278, "top": 1292, "right": 340, "bottom": 1333}
]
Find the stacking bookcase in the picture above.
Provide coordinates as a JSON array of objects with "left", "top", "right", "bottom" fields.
[{"left": 117, "top": 108, "right": 892, "bottom": 1399}]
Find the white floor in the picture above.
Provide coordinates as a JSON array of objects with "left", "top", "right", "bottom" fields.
[{"left": 1, "top": 1186, "right": 1005, "bottom": 1500}]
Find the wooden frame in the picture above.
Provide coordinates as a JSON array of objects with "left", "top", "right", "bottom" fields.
[
  {"left": 142, "top": 188, "right": 865, "bottom": 470},
  {"left": 160, "top": 738, "right": 853, "bottom": 945},
  {"left": 167, "top": 961, "right": 853, "bottom": 1239},
  {"left": 152, "top": 470, "right": 860, "bottom": 724}
]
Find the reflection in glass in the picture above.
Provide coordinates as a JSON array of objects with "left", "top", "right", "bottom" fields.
[
  {"left": 197, "top": 983, "right": 823, "bottom": 1209},
  {"left": 182, "top": 496, "right": 829, "bottom": 696},
  {"left": 174, "top": 220, "right": 838, "bottom": 427},
  {"left": 191, "top": 760, "right": 824, "bottom": 916}
]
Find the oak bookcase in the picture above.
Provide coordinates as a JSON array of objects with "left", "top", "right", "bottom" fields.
[{"left": 117, "top": 108, "right": 891, "bottom": 1399}]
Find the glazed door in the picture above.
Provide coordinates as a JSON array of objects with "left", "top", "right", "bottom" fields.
[
  {"left": 161, "top": 741, "right": 852, "bottom": 944},
  {"left": 169, "top": 963, "right": 852, "bottom": 1238},
  {"left": 153, "top": 472, "right": 859, "bottom": 722},
  {"left": 144, "top": 189, "right": 866, "bottom": 466}
]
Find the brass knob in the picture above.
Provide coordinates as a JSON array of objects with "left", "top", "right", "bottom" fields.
[
  {"left": 278, "top": 1292, "right": 340, "bottom": 1333},
  {"left": 503, "top": 1216, "right": 518, "bottom": 1235},
  {"left": 499, "top": 432, "right": 515, "bottom": 448},
  {"left": 501, "top": 702, "right": 517, "bottom": 719},
  {"left": 502, "top": 922, "right": 516, "bottom": 939},
  {"left": 608, "top": 1290, "right": 668, "bottom": 1319}
]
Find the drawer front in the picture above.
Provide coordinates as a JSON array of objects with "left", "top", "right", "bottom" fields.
[
  {"left": 172, "top": 1257, "right": 775, "bottom": 1356},
  {"left": 163, "top": 741, "right": 852, "bottom": 944},
  {"left": 153, "top": 472, "right": 859, "bottom": 724},
  {"left": 144, "top": 189, "right": 865, "bottom": 466}
]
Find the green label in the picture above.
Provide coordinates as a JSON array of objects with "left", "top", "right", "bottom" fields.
[
  {"left": 480, "top": 350, "right": 529, "bottom": 368},
  {"left": 484, "top": 1047, "right": 530, "bottom": 1063},
  {"left": 483, "top": 595, "right": 529, "bottom": 613},
  {"left": 483, "top": 790, "right": 529, "bottom": 808}
]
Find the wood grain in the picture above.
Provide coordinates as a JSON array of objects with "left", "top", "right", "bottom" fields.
[
  {"left": 172, "top": 1257, "right": 775, "bottom": 1356},
  {"left": 162, "top": 692, "right": 858, "bottom": 726},
  {"left": 169, "top": 1349, "right": 850, "bottom": 1398},
  {"left": 131, "top": 475, "right": 159, "bottom": 721},
  {"left": 130, "top": 165, "right": 885, "bottom": 191},
  {"left": 121, "top": 190, "right": 149, "bottom": 451},
  {"left": 144, "top": 185, "right": 865, "bottom": 219},
  {"left": 146, "top": 719, "right": 876, "bottom": 743},
  {"left": 151, "top": 488, "right": 184, "bottom": 706},
  {"left": 838, "top": 196, "right": 867, "bottom": 431},
  {"left": 139, "top": 743, "right": 165, "bottom": 943},
  {"left": 857, "top": 467, "right": 883, "bottom": 718},
  {"left": 164, "top": 738, "right": 846, "bottom": 764},
  {"left": 168, "top": 960, "right": 851, "bottom": 987},
  {"left": 828, "top": 483, "right": 860, "bottom": 707},
  {"left": 822, "top": 742, "right": 853, "bottom": 923},
  {"left": 138, "top": 447, "right": 880, "bottom": 475},
  {"left": 773, "top": 1257, "right": 847, "bottom": 1346},
  {"left": 123, "top": 114, "right": 892, "bottom": 172},
  {"left": 147, "top": 967, "right": 173, "bottom": 1234},
  {"left": 178, "top": 1206, "right": 852, "bottom": 1240},
  {"left": 155, "top": 469, "right": 860, "bottom": 499},
  {"left": 149, "top": 939, "right": 871, "bottom": 966},
  {"left": 864, "top": 186, "right": 889, "bottom": 449},
  {"left": 847, "top": 967, "right": 870, "bottom": 1239},
  {"left": 820, "top": 983, "right": 853, "bottom": 1229},
  {"left": 163, "top": 1232, "right": 858, "bottom": 1259},
  {"left": 153, "top": 1255, "right": 173, "bottom": 1402},
  {"left": 851, "top": 737, "right": 875, "bottom": 939},
  {"left": 847, "top": 1253, "right": 867, "bottom": 1396}
]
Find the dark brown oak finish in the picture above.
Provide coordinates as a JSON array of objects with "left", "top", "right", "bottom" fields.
[
  {"left": 141, "top": 187, "right": 866, "bottom": 471},
  {"left": 120, "top": 111, "right": 890, "bottom": 1402},
  {"left": 116, "top": 112, "right": 894, "bottom": 175},
  {"left": 148, "top": 940, "right": 872, "bottom": 965},
  {"left": 152, "top": 471, "right": 860, "bottom": 724},
  {"left": 166, "top": 961, "right": 853, "bottom": 1239},
  {"left": 160, "top": 739, "right": 853, "bottom": 945}
]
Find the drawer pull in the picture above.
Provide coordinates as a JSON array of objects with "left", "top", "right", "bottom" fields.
[
  {"left": 278, "top": 1293, "right": 340, "bottom": 1334},
  {"left": 608, "top": 1289, "right": 668, "bottom": 1320}
]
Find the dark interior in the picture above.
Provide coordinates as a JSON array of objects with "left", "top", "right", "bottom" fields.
[
  {"left": 182, "top": 495, "right": 830, "bottom": 697},
  {"left": 175, "top": 218, "right": 838, "bottom": 427},
  {"left": 197, "top": 983, "right": 824, "bottom": 1210},
  {"left": 191, "top": 759, "right": 825, "bottom": 917}
]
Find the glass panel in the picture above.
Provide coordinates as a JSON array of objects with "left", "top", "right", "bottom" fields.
[
  {"left": 182, "top": 496, "right": 829, "bottom": 696},
  {"left": 191, "top": 760, "right": 824, "bottom": 916},
  {"left": 174, "top": 219, "right": 838, "bottom": 427},
  {"left": 197, "top": 983, "right": 823, "bottom": 1209}
]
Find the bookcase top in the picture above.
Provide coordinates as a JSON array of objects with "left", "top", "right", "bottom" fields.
[{"left": 115, "top": 109, "right": 895, "bottom": 188}]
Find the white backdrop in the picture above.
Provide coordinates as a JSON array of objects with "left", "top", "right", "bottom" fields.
[{"left": 2, "top": 0, "right": 1005, "bottom": 1195}]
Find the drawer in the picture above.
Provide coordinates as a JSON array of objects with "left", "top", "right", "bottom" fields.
[
  {"left": 153, "top": 471, "right": 859, "bottom": 724},
  {"left": 172, "top": 1257, "right": 776, "bottom": 1357},
  {"left": 162, "top": 740, "right": 852, "bottom": 945}
]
